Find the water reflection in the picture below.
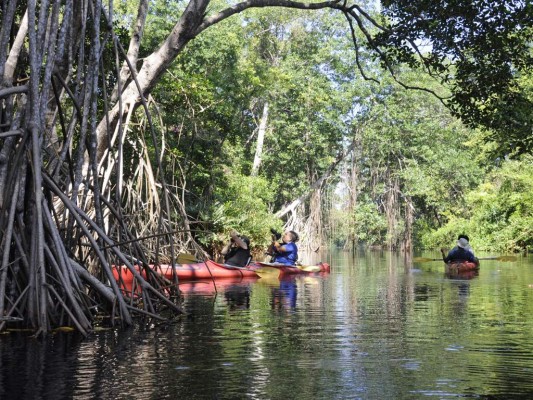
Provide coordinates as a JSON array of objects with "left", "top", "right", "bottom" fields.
[
  {"left": 0, "top": 333, "right": 84, "bottom": 399},
  {"left": 413, "top": 283, "right": 430, "bottom": 301},
  {"left": 1, "top": 252, "right": 533, "bottom": 399},
  {"left": 179, "top": 277, "right": 258, "bottom": 297},
  {"left": 445, "top": 269, "right": 479, "bottom": 281},
  {"left": 224, "top": 283, "right": 251, "bottom": 310},
  {"left": 270, "top": 276, "right": 298, "bottom": 310}
]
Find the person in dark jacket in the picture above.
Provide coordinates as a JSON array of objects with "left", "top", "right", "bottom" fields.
[
  {"left": 221, "top": 230, "right": 251, "bottom": 268},
  {"left": 441, "top": 235, "right": 479, "bottom": 266}
]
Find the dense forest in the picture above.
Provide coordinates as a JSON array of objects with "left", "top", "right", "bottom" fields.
[{"left": 0, "top": 0, "right": 531, "bottom": 334}]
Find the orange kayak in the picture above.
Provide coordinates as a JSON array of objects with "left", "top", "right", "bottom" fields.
[
  {"left": 113, "top": 260, "right": 260, "bottom": 283},
  {"left": 445, "top": 261, "right": 479, "bottom": 273}
]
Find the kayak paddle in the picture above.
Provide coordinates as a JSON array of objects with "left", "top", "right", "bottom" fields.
[
  {"left": 413, "top": 255, "right": 517, "bottom": 263},
  {"left": 177, "top": 253, "right": 198, "bottom": 263}
]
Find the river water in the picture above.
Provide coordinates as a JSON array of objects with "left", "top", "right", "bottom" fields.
[{"left": 1, "top": 250, "right": 533, "bottom": 399}]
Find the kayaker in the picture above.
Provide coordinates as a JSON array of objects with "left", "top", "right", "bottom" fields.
[
  {"left": 458, "top": 234, "right": 475, "bottom": 256},
  {"left": 221, "top": 230, "right": 251, "bottom": 268},
  {"left": 270, "top": 231, "right": 299, "bottom": 265},
  {"left": 441, "top": 235, "right": 479, "bottom": 266}
]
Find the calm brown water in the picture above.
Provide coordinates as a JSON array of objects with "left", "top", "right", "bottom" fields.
[{"left": 1, "top": 250, "right": 533, "bottom": 399}]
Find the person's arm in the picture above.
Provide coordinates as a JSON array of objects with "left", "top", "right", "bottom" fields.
[
  {"left": 440, "top": 248, "right": 449, "bottom": 263},
  {"left": 466, "top": 251, "right": 479, "bottom": 265},
  {"left": 273, "top": 240, "right": 288, "bottom": 253},
  {"left": 230, "top": 230, "right": 248, "bottom": 249},
  {"left": 221, "top": 240, "right": 232, "bottom": 255},
  {"left": 278, "top": 241, "right": 297, "bottom": 254}
]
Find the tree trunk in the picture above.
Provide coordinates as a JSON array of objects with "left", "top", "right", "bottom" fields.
[
  {"left": 276, "top": 134, "right": 359, "bottom": 218},
  {"left": 383, "top": 173, "right": 400, "bottom": 250},
  {"left": 110, "top": 0, "right": 149, "bottom": 104},
  {"left": 401, "top": 196, "right": 414, "bottom": 253},
  {"left": 96, "top": 0, "right": 346, "bottom": 162},
  {"left": 251, "top": 101, "right": 268, "bottom": 176},
  {"left": 344, "top": 129, "right": 361, "bottom": 250}
]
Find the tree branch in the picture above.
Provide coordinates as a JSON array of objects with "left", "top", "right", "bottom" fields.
[
  {"left": 276, "top": 131, "right": 360, "bottom": 218},
  {"left": 196, "top": 0, "right": 342, "bottom": 34}
]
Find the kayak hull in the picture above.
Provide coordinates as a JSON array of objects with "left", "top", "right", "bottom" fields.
[
  {"left": 445, "top": 261, "right": 479, "bottom": 273},
  {"left": 113, "top": 260, "right": 260, "bottom": 283},
  {"left": 158, "top": 260, "right": 260, "bottom": 280},
  {"left": 445, "top": 269, "right": 479, "bottom": 280}
]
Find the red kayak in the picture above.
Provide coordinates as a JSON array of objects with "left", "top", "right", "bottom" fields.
[
  {"left": 248, "top": 261, "right": 331, "bottom": 274},
  {"left": 114, "top": 273, "right": 259, "bottom": 297},
  {"left": 445, "top": 261, "right": 479, "bottom": 273},
  {"left": 113, "top": 260, "right": 261, "bottom": 283}
]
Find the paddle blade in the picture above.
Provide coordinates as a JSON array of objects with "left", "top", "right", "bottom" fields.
[
  {"left": 254, "top": 266, "right": 281, "bottom": 276},
  {"left": 413, "top": 257, "right": 442, "bottom": 263},
  {"left": 297, "top": 265, "right": 322, "bottom": 272},
  {"left": 177, "top": 253, "right": 197, "bottom": 264},
  {"left": 414, "top": 255, "right": 518, "bottom": 263},
  {"left": 476, "top": 255, "right": 518, "bottom": 262},
  {"left": 496, "top": 255, "right": 518, "bottom": 262}
]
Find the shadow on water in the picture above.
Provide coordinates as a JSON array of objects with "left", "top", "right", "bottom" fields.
[
  {"left": 224, "top": 283, "right": 251, "bottom": 310},
  {"left": 0, "top": 332, "right": 86, "bottom": 399}
]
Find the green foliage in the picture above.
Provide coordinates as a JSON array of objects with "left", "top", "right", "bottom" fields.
[
  {"left": 113, "top": 0, "right": 531, "bottom": 255},
  {"left": 375, "top": 0, "right": 533, "bottom": 156},
  {"left": 147, "top": 8, "right": 359, "bottom": 232},
  {"left": 419, "top": 215, "right": 474, "bottom": 250},
  {"left": 328, "top": 193, "right": 387, "bottom": 247},
  {"left": 254, "top": 13, "right": 360, "bottom": 209},
  {"left": 335, "top": 69, "right": 483, "bottom": 249},
  {"left": 352, "top": 201, "right": 388, "bottom": 245},
  {"left": 426, "top": 156, "right": 533, "bottom": 252},
  {"left": 197, "top": 169, "right": 281, "bottom": 250}
]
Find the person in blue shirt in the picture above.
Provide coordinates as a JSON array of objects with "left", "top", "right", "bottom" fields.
[
  {"left": 270, "top": 231, "right": 299, "bottom": 265},
  {"left": 441, "top": 234, "right": 479, "bottom": 266}
]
